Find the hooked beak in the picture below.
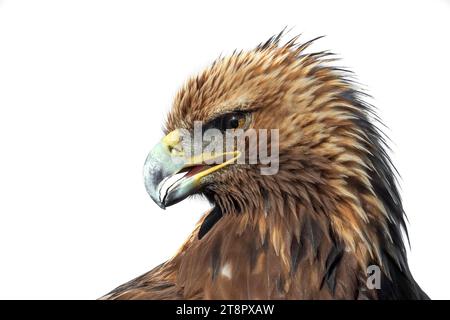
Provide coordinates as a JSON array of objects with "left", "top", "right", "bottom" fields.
[{"left": 143, "top": 129, "right": 239, "bottom": 209}]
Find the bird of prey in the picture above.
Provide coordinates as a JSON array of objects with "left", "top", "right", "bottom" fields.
[{"left": 102, "top": 32, "right": 428, "bottom": 300}]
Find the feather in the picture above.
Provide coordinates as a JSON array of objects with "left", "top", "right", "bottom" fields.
[{"left": 198, "top": 206, "right": 223, "bottom": 240}]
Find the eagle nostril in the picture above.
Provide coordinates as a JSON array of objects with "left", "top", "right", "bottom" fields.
[{"left": 168, "top": 144, "right": 183, "bottom": 155}]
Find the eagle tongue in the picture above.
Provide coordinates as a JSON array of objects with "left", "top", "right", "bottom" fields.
[{"left": 186, "top": 165, "right": 207, "bottom": 177}]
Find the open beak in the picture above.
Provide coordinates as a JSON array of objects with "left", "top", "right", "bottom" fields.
[{"left": 143, "top": 129, "right": 239, "bottom": 209}]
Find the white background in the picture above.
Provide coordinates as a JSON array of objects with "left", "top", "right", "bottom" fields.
[{"left": 0, "top": 0, "right": 449, "bottom": 299}]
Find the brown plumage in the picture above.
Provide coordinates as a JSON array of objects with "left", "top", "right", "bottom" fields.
[{"left": 102, "top": 32, "right": 428, "bottom": 300}]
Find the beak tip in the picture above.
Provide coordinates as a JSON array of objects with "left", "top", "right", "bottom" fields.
[{"left": 151, "top": 195, "right": 166, "bottom": 210}]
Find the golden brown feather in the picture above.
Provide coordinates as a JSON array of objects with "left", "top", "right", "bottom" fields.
[{"left": 102, "top": 33, "right": 428, "bottom": 300}]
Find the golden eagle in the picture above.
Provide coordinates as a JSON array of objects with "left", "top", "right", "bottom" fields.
[{"left": 102, "top": 32, "right": 428, "bottom": 300}]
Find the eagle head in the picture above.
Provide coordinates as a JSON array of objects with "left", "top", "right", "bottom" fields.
[{"left": 143, "top": 34, "right": 376, "bottom": 236}]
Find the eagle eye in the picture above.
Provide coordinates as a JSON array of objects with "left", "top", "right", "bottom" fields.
[{"left": 213, "top": 112, "right": 249, "bottom": 131}]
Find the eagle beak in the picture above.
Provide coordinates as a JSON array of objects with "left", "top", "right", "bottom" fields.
[{"left": 143, "top": 129, "right": 240, "bottom": 209}]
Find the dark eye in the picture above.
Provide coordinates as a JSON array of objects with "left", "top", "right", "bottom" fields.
[{"left": 216, "top": 112, "right": 248, "bottom": 131}]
